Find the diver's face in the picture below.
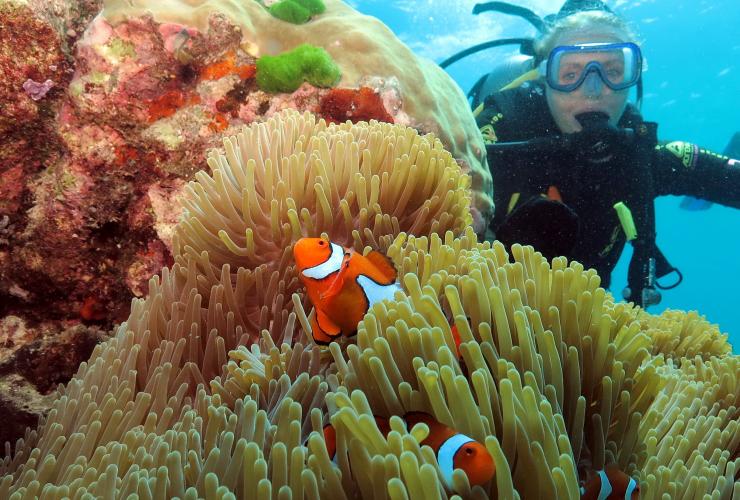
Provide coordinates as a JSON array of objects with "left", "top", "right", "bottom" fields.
[{"left": 545, "top": 33, "right": 631, "bottom": 134}]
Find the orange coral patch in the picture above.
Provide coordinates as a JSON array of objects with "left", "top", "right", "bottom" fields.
[
  {"left": 147, "top": 89, "right": 186, "bottom": 123},
  {"left": 319, "top": 87, "right": 394, "bottom": 124},
  {"left": 236, "top": 64, "right": 256, "bottom": 80},
  {"left": 208, "top": 112, "right": 229, "bottom": 132},
  {"left": 80, "top": 296, "right": 106, "bottom": 322},
  {"left": 114, "top": 145, "right": 139, "bottom": 167},
  {"left": 200, "top": 50, "right": 256, "bottom": 81},
  {"left": 201, "top": 58, "right": 234, "bottom": 81},
  {"left": 145, "top": 90, "right": 200, "bottom": 123}
]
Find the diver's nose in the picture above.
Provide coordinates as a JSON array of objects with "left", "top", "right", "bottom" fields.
[{"left": 582, "top": 70, "right": 604, "bottom": 98}]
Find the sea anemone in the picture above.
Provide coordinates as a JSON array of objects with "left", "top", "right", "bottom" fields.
[
  {"left": 637, "top": 309, "right": 732, "bottom": 360},
  {"left": 1, "top": 111, "right": 737, "bottom": 499},
  {"left": 173, "top": 109, "right": 472, "bottom": 349}
]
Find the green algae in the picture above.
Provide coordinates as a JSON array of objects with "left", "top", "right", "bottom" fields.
[
  {"left": 267, "top": 0, "right": 325, "bottom": 24},
  {"left": 256, "top": 43, "right": 340, "bottom": 93}
]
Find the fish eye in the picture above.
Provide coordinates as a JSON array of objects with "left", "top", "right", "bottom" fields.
[
  {"left": 464, "top": 446, "right": 475, "bottom": 455},
  {"left": 318, "top": 240, "right": 325, "bottom": 246}
]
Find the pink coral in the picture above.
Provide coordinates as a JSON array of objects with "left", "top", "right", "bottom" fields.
[
  {"left": 22, "top": 79, "right": 55, "bottom": 100},
  {"left": 158, "top": 22, "right": 199, "bottom": 53}
]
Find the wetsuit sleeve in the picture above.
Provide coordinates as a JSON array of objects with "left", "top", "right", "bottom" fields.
[
  {"left": 474, "top": 95, "right": 505, "bottom": 146},
  {"left": 653, "top": 141, "right": 740, "bottom": 208},
  {"left": 476, "top": 97, "right": 509, "bottom": 233},
  {"left": 476, "top": 95, "right": 542, "bottom": 232}
]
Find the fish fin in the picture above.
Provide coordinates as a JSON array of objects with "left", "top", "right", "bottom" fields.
[
  {"left": 311, "top": 309, "right": 341, "bottom": 345},
  {"left": 679, "top": 132, "right": 740, "bottom": 212},
  {"left": 322, "top": 423, "right": 337, "bottom": 459},
  {"left": 450, "top": 324, "right": 462, "bottom": 358},
  {"left": 403, "top": 411, "right": 432, "bottom": 427},
  {"left": 680, "top": 195, "right": 712, "bottom": 211},
  {"left": 449, "top": 316, "right": 472, "bottom": 359},
  {"left": 364, "top": 250, "right": 397, "bottom": 282},
  {"left": 321, "top": 252, "right": 352, "bottom": 300},
  {"left": 374, "top": 416, "right": 392, "bottom": 436},
  {"left": 723, "top": 131, "right": 740, "bottom": 158}
]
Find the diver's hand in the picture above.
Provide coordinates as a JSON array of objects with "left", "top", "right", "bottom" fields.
[
  {"left": 569, "top": 112, "right": 634, "bottom": 160},
  {"left": 495, "top": 196, "right": 579, "bottom": 260}
]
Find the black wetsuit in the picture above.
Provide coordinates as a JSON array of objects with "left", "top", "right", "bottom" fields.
[{"left": 476, "top": 81, "right": 740, "bottom": 297}]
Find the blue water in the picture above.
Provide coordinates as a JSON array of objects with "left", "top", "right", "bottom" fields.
[{"left": 351, "top": 0, "right": 740, "bottom": 350}]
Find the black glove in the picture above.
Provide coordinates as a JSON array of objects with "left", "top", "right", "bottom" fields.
[
  {"left": 568, "top": 112, "right": 635, "bottom": 161},
  {"left": 495, "top": 196, "right": 579, "bottom": 260}
]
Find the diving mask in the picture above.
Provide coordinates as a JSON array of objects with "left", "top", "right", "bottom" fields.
[{"left": 541, "top": 42, "right": 643, "bottom": 92}]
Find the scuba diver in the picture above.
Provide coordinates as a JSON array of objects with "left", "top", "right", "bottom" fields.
[{"left": 443, "top": 0, "right": 740, "bottom": 308}]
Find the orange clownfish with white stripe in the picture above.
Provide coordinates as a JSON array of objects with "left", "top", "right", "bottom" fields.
[
  {"left": 580, "top": 464, "right": 640, "bottom": 500},
  {"left": 405, "top": 411, "right": 495, "bottom": 487},
  {"left": 318, "top": 412, "right": 495, "bottom": 488},
  {"left": 293, "top": 237, "right": 402, "bottom": 345}
]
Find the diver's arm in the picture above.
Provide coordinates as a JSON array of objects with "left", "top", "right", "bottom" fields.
[
  {"left": 477, "top": 96, "right": 511, "bottom": 231},
  {"left": 653, "top": 142, "right": 740, "bottom": 208}
]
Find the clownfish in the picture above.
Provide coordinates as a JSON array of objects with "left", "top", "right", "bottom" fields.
[
  {"left": 321, "top": 415, "right": 391, "bottom": 460},
  {"left": 317, "top": 412, "right": 495, "bottom": 487},
  {"left": 580, "top": 465, "right": 640, "bottom": 500},
  {"left": 451, "top": 324, "right": 462, "bottom": 351},
  {"left": 449, "top": 322, "right": 468, "bottom": 378},
  {"left": 448, "top": 319, "right": 465, "bottom": 359},
  {"left": 293, "top": 237, "right": 401, "bottom": 345},
  {"left": 404, "top": 411, "right": 495, "bottom": 487}
]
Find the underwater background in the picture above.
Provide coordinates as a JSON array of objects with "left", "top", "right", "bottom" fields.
[{"left": 352, "top": 0, "right": 740, "bottom": 349}]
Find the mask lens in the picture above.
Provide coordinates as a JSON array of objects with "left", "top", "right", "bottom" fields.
[{"left": 545, "top": 43, "right": 641, "bottom": 91}]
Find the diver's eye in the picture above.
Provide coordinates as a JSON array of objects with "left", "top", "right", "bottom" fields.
[{"left": 561, "top": 71, "right": 577, "bottom": 82}]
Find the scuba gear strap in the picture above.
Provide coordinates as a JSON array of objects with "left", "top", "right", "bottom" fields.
[
  {"left": 623, "top": 200, "right": 683, "bottom": 307},
  {"left": 486, "top": 111, "right": 636, "bottom": 159},
  {"left": 439, "top": 38, "right": 534, "bottom": 69},
  {"left": 472, "top": 2, "right": 547, "bottom": 32},
  {"left": 439, "top": 1, "right": 540, "bottom": 71},
  {"left": 441, "top": 1, "right": 544, "bottom": 106},
  {"left": 610, "top": 120, "right": 682, "bottom": 307}
]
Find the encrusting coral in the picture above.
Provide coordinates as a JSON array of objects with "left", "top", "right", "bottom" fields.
[{"left": 1, "top": 110, "right": 738, "bottom": 499}]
